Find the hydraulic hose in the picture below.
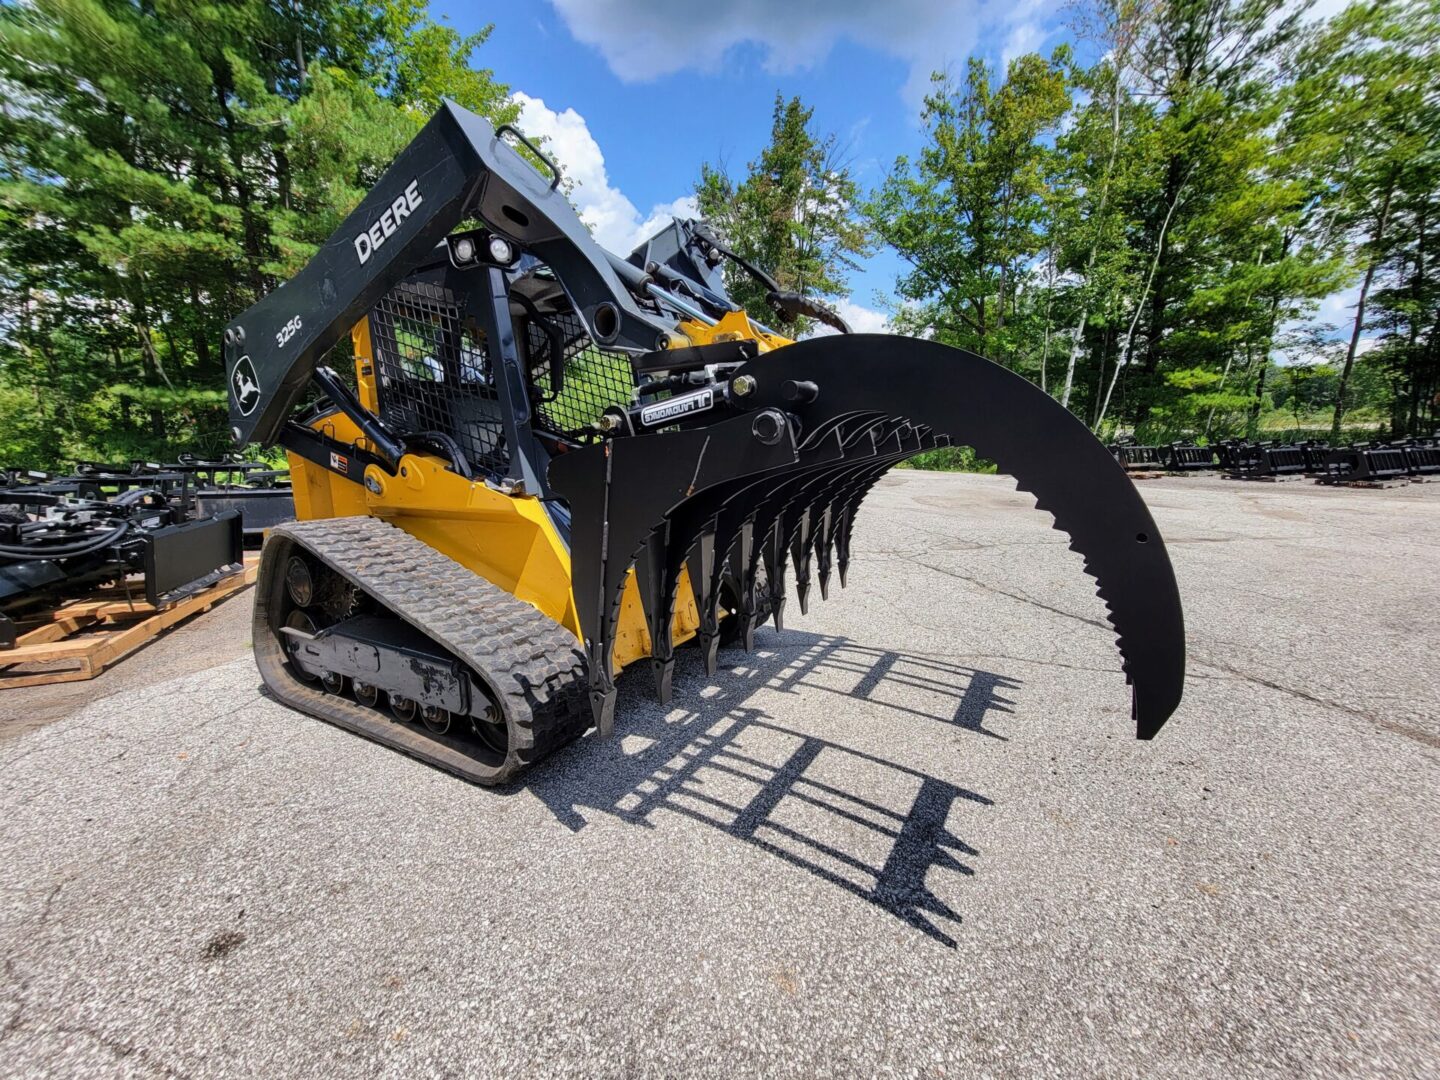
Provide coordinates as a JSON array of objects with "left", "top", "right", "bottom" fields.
[{"left": 0, "top": 520, "right": 132, "bottom": 561}]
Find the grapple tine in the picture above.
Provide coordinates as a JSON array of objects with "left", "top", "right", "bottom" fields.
[
  {"left": 738, "top": 426, "right": 852, "bottom": 630},
  {"left": 730, "top": 518, "right": 758, "bottom": 651},
  {"left": 814, "top": 503, "right": 833, "bottom": 601},
  {"left": 723, "top": 336, "right": 1187, "bottom": 737},
  {"left": 832, "top": 428, "right": 935, "bottom": 589},
  {"left": 802, "top": 421, "right": 903, "bottom": 602},
  {"left": 634, "top": 527, "right": 675, "bottom": 703},
  {"left": 789, "top": 504, "right": 813, "bottom": 615},
  {"left": 655, "top": 424, "right": 853, "bottom": 677},
  {"left": 762, "top": 515, "right": 786, "bottom": 630},
  {"left": 687, "top": 524, "right": 720, "bottom": 677},
  {"left": 827, "top": 423, "right": 931, "bottom": 593},
  {"left": 776, "top": 418, "right": 890, "bottom": 613},
  {"left": 549, "top": 412, "right": 798, "bottom": 734}
]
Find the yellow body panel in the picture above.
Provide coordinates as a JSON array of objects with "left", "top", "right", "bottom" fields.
[
  {"left": 676, "top": 310, "right": 792, "bottom": 352},
  {"left": 283, "top": 323, "right": 703, "bottom": 674}
]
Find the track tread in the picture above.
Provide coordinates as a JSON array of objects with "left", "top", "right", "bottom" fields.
[{"left": 254, "top": 516, "right": 588, "bottom": 784}]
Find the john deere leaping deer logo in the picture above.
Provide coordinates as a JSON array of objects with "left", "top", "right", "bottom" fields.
[{"left": 231, "top": 356, "right": 261, "bottom": 416}]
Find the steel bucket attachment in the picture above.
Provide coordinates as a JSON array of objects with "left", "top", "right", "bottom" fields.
[{"left": 550, "top": 334, "right": 1186, "bottom": 741}]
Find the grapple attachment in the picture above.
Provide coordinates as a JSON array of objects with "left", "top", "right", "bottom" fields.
[
  {"left": 550, "top": 334, "right": 1186, "bottom": 741},
  {"left": 218, "top": 100, "right": 1185, "bottom": 768}
]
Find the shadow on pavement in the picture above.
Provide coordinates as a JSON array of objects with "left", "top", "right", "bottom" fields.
[{"left": 525, "top": 631, "right": 1020, "bottom": 947}]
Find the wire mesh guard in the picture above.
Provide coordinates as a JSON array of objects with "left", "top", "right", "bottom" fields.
[
  {"left": 368, "top": 280, "right": 636, "bottom": 476},
  {"left": 522, "top": 306, "right": 637, "bottom": 440}
]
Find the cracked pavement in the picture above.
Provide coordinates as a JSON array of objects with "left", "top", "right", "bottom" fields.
[{"left": 1, "top": 470, "right": 1437, "bottom": 1078}]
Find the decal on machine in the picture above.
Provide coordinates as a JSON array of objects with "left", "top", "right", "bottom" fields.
[
  {"left": 231, "top": 355, "right": 261, "bottom": 416},
  {"left": 353, "top": 179, "right": 424, "bottom": 265},
  {"left": 639, "top": 388, "right": 714, "bottom": 427}
]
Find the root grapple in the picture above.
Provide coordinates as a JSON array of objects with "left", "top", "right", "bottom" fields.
[{"left": 221, "top": 102, "right": 1187, "bottom": 783}]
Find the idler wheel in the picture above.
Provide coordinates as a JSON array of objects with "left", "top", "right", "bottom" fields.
[
  {"left": 470, "top": 698, "right": 506, "bottom": 755},
  {"left": 284, "top": 556, "right": 314, "bottom": 607},
  {"left": 420, "top": 705, "right": 450, "bottom": 734},
  {"left": 282, "top": 609, "right": 320, "bottom": 684}
]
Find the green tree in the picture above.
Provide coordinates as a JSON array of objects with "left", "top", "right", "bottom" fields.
[
  {"left": 1053, "top": 0, "right": 1156, "bottom": 413},
  {"left": 1106, "top": 0, "right": 1335, "bottom": 438},
  {"left": 696, "top": 94, "right": 870, "bottom": 333},
  {"left": 0, "top": 0, "right": 515, "bottom": 469},
  {"left": 1290, "top": 0, "right": 1440, "bottom": 436},
  {"left": 868, "top": 52, "right": 1070, "bottom": 361}
]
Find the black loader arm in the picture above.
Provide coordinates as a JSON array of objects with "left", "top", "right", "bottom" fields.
[{"left": 223, "top": 101, "right": 672, "bottom": 447}]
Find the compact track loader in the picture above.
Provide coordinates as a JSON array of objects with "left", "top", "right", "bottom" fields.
[{"left": 224, "top": 102, "right": 1185, "bottom": 784}]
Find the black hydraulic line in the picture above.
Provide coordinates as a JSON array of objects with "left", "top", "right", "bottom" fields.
[
  {"left": 766, "top": 291, "right": 852, "bottom": 335},
  {"left": 699, "top": 234, "right": 851, "bottom": 334},
  {"left": 701, "top": 234, "right": 782, "bottom": 295},
  {"left": 0, "top": 520, "right": 132, "bottom": 560},
  {"left": 403, "top": 431, "right": 474, "bottom": 480}
]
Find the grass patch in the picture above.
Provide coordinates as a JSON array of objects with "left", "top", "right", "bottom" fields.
[{"left": 898, "top": 445, "right": 997, "bottom": 473}]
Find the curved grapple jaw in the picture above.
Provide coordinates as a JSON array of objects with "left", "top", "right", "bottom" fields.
[{"left": 550, "top": 335, "right": 1185, "bottom": 741}]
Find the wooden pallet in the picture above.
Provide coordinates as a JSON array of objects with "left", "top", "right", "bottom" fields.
[
  {"left": 1222, "top": 472, "right": 1309, "bottom": 482},
  {"left": 1320, "top": 477, "right": 1412, "bottom": 490},
  {"left": 1, "top": 558, "right": 258, "bottom": 688}
]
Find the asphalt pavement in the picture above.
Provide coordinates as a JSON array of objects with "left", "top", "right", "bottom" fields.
[{"left": 1, "top": 470, "right": 1436, "bottom": 1078}]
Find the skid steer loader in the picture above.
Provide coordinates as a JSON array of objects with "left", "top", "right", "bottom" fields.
[{"left": 224, "top": 102, "right": 1185, "bottom": 784}]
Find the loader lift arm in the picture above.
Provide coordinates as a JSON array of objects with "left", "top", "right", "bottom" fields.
[{"left": 222, "top": 101, "right": 674, "bottom": 450}]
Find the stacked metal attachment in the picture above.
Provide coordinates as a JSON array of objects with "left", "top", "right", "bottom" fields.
[
  {"left": 1319, "top": 442, "right": 1415, "bottom": 483},
  {"left": 1108, "top": 438, "right": 1165, "bottom": 471},
  {"left": 171, "top": 454, "right": 295, "bottom": 544},
  {"left": 0, "top": 465, "right": 247, "bottom": 647},
  {"left": 1393, "top": 437, "right": 1440, "bottom": 477},
  {"left": 1163, "top": 443, "right": 1217, "bottom": 471}
]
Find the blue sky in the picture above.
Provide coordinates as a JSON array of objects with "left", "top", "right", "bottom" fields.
[
  {"left": 429, "top": 0, "right": 1081, "bottom": 330},
  {"left": 431, "top": 0, "right": 1355, "bottom": 340}
]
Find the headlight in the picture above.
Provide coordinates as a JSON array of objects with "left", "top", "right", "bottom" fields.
[{"left": 488, "top": 237, "right": 514, "bottom": 264}]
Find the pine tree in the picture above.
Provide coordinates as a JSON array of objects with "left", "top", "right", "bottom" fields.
[
  {"left": 0, "top": 0, "right": 515, "bottom": 467},
  {"left": 696, "top": 95, "right": 870, "bottom": 333}
]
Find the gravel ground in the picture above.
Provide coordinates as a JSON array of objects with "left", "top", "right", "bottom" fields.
[{"left": 1, "top": 470, "right": 1436, "bottom": 1079}]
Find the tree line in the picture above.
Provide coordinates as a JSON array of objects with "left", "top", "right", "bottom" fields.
[
  {"left": 1, "top": 0, "right": 1435, "bottom": 471},
  {"left": 700, "top": 0, "right": 1438, "bottom": 444},
  {"left": 0, "top": 0, "right": 516, "bottom": 467}
]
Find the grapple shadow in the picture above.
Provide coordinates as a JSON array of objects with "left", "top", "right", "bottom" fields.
[{"left": 522, "top": 629, "right": 1020, "bottom": 948}]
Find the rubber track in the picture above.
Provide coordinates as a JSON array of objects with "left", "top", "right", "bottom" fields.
[{"left": 253, "top": 516, "right": 589, "bottom": 785}]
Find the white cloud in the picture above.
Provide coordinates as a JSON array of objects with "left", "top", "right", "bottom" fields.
[
  {"left": 806, "top": 299, "right": 891, "bottom": 337},
  {"left": 1001, "top": 22, "right": 1047, "bottom": 69},
  {"left": 1317, "top": 284, "right": 1360, "bottom": 325},
  {"left": 512, "top": 92, "right": 698, "bottom": 255},
  {"left": 1274, "top": 283, "right": 1379, "bottom": 365},
  {"left": 513, "top": 91, "right": 885, "bottom": 324},
  {"left": 546, "top": 0, "right": 1055, "bottom": 107}
]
